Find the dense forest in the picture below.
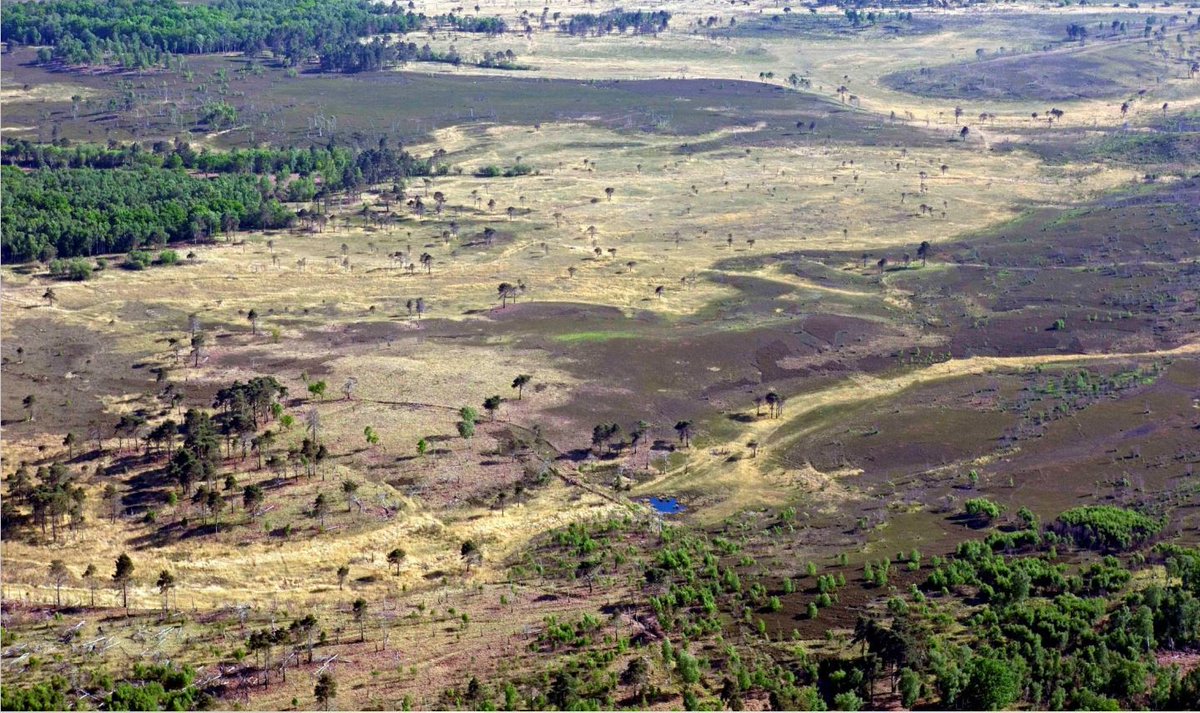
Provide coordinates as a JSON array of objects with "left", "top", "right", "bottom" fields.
[
  {"left": 1, "top": 166, "right": 292, "bottom": 262},
  {"left": 1, "top": 137, "right": 444, "bottom": 261},
  {"left": 2, "top": 138, "right": 439, "bottom": 186},
  {"left": 1, "top": 0, "right": 423, "bottom": 67}
]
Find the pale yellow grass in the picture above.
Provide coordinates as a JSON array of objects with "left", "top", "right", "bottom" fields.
[
  {"left": 0, "top": 117, "right": 1132, "bottom": 358},
  {"left": 402, "top": 0, "right": 1199, "bottom": 129},
  {"left": 0, "top": 82, "right": 97, "bottom": 104},
  {"left": 0, "top": 474, "right": 622, "bottom": 609}
]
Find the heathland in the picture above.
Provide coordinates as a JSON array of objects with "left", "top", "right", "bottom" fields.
[{"left": 2, "top": 0, "right": 1199, "bottom": 710}]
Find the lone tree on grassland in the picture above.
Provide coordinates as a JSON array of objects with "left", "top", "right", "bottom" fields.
[
  {"left": 49, "top": 560, "right": 70, "bottom": 608},
  {"left": 156, "top": 570, "right": 176, "bottom": 614},
  {"left": 352, "top": 597, "right": 368, "bottom": 642},
  {"left": 191, "top": 332, "right": 207, "bottom": 367},
  {"left": 457, "top": 419, "right": 475, "bottom": 439},
  {"left": 342, "top": 480, "right": 359, "bottom": 512},
  {"left": 674, "top": 420, "right": 693, "bottom": 448},
  {"left": 83, "top": 563, "right": 97, "bottom": 607},
  {"left": 387, "top": 547, "right": 407, "bottom": 574},
  {"left": 461, "top": 540, "right": 481, "bottom": 573},
  {"left": 113, "top": 553, "right": 134, "bottom": 613},
  {"left": 315, "top": 672, "right": 337, "bottom": 710},
  {"left": 458, "top": 406, "right": 478, "bottom": 439},
  {"left": 498, "top": 282, "right": 517, "bottom": 308},
  {"left": 483, "top": 395, "right": 502, "bottom": 420},
  {"left": 764, "top": 391, "right": 784, "bottom": 418},
  {"left": 512, "top": 374, "right": 532, "bottom": 400},
  {"left": 313, "top": 493, "right": 330, "bottom": 529}
]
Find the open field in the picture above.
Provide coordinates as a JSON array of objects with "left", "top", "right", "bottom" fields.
[{"left": 2, "top": 0, "right": 1200, "bottom": 709}]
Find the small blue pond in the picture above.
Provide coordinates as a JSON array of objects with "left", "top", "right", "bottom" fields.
[{"left": 648, "top": 497, "right": 684, "bottom": 515}]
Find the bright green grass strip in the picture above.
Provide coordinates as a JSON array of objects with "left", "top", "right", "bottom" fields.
[{"left": 553, "top": 331, "right": 640, "bottom": 343}]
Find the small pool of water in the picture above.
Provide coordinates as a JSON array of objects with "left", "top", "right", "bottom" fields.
[{"left": 648, "top": 497, "right": 684, "bottom": 515}]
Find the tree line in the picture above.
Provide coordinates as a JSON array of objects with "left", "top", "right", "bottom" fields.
[
  {"left": 3, "top": 137, "right": 436, "bottom": 187},
  {"left": 436, "top": 13, "right": 508, "bottom": 35},
  {"left": 3, "top": 0, "right": 423, "bottom": 68},
  {"left": 317, "top": 38, "right": 523, "bottom": 73},
  {"left": 1, "top": 165, "right": 290, "bottom": 262},
  {"left": 560, "top": 9, "right": 671, "bottom": 37},
  {"left": 1, "top": 137, "right": 445, "bottom": 262}
]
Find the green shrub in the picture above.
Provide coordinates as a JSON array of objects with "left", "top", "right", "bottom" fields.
[
  {"left": 1, "top": 676, "right": 68, "bottom": 711},
  {"left": 124, "top": 250, "right": 152, "bottom": 270},
  {"left": 49, "top": 257, "right": 93, "bottom": 280},
  {"left": 1054, "top": 506, "right": 1164, "bottom": 551},
  {"left": 965, "top": 498, "right": 1003, "bottom": 521}
]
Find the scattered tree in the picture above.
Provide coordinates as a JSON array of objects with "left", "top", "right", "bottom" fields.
[
  {"left": 352, "top": 597, "right": 368, "bottom": 642},
  {"left": 674, "top": 420, "right": 693, "bottom": 448},
  {"left": 155, "top": 570, "right": 176, "bottom": 614},
  {"left": 512, "top": 374, "right": 532, "bottom": 400},
  {"left": 113, "top": 553, "right": 134, "bottom": 613},
  {"left": 387, "top": 547, "right": 407, "bottom": 574},
  {"left": 315, "top": 672, "right": 337, "bottom": 710},
  {"left": 48, "top": 560, "right": 70, "bottom": 608}
]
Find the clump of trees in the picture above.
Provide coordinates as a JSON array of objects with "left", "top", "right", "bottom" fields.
[
  {"left": 561, "top": 9, "right": 670, "bottom": 36},
  {"left": 475, "top": 163, "right": 534, "bottom": 178},
  {"left": 3, "top": 663, "right": 209, "bottom": 711},
  {"left": 0, "top": 165, "right": 290, "bottom": 262},
  {"left": 1054, "top": 505, "right": 1164, "bottom": 551},
  {"left": 963, "top": 497, "right": 1003, "bottom": 523},
  {"left": 319, "top": 39, "right": 522, "bottom": 73},
  {"left": 1, "top": 137, "right": 445, "bottom": 261},
  {"left": 2, "top": 462, "right": 87, "bottom": 542},
  {"left": 436, "top": 13, "right": 507, "bottom": 34},
  {"left": 2, "top": 138, "right": 440, "bottom": 193}
]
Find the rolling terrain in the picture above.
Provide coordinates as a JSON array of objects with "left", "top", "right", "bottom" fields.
[{"left": 2, "top": 0, "right": 1199, "bottom": 710}]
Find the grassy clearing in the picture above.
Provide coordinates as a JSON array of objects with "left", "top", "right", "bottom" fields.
[{"left": 552, "top": 330, "right": 641, "bottom": 343}]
